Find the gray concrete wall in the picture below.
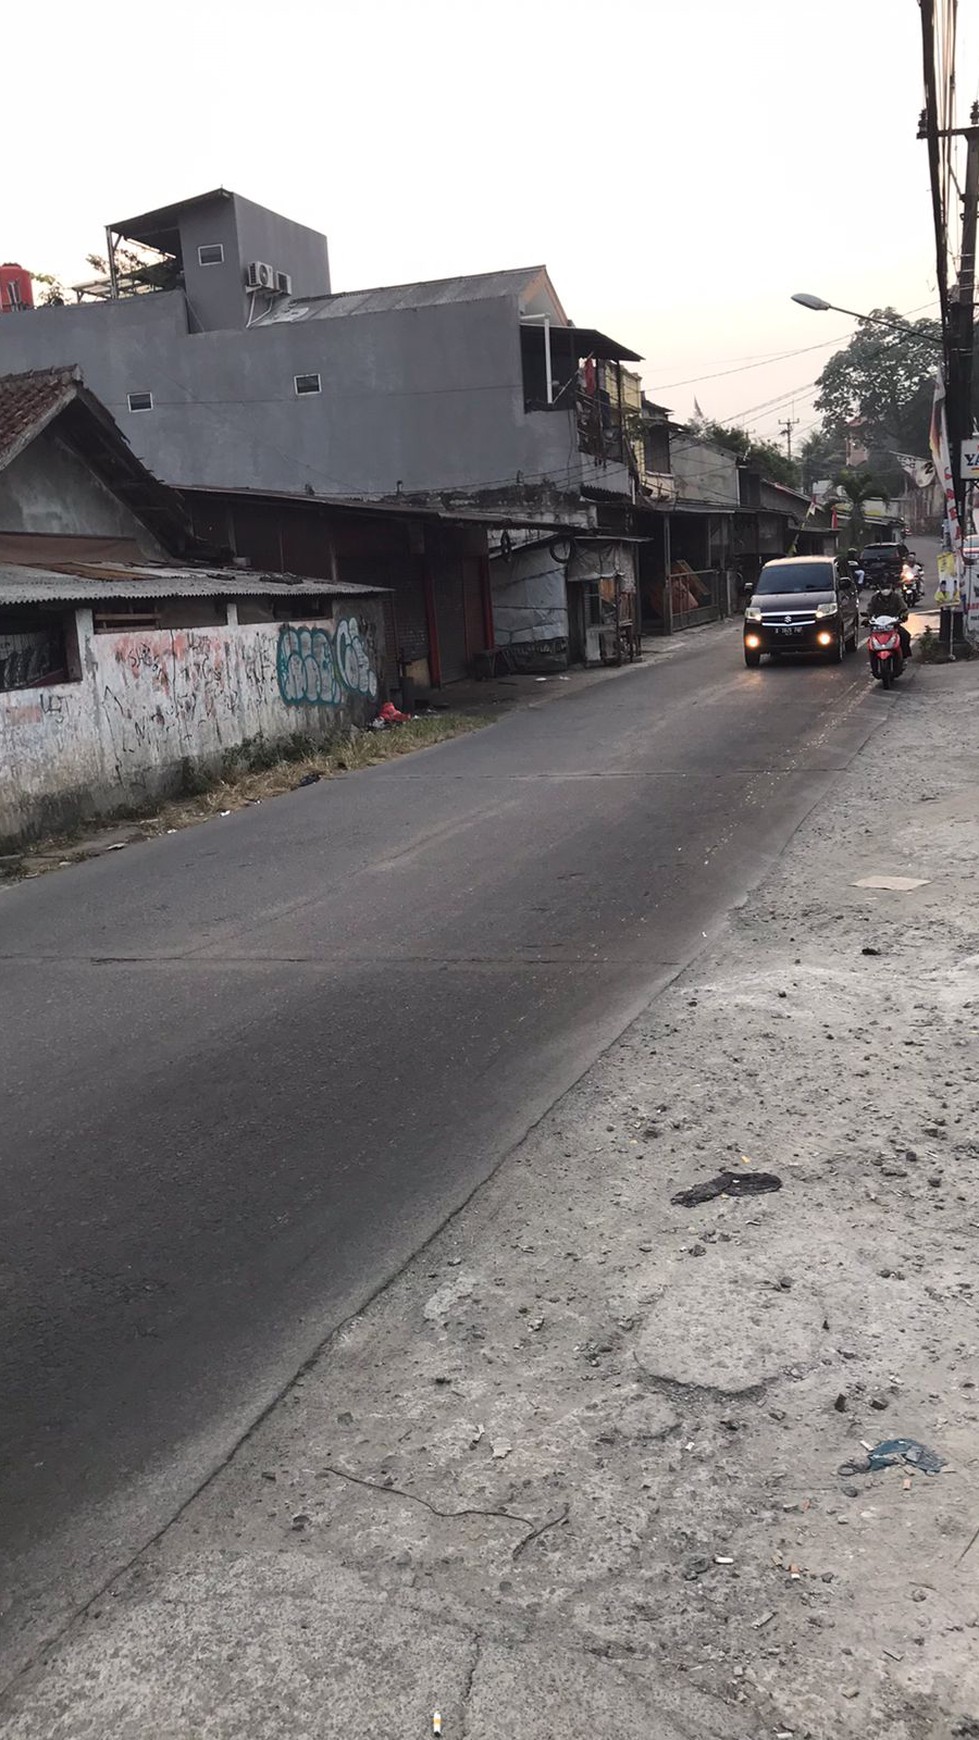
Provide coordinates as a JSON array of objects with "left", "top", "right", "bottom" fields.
[
  {"left": 0, "top": 292, "right": 594, "bottom": 502},
  {"left": 0, "top": 288, "right": 190, "bottom": 383},
  {"left": 671, "top": 436, "right": 740, "bottom": 508},
  {"left": 177, "top": 197, "right": 246, "bottom": 333},
  {"left": 0, "top": 428, "right": 166, "bottom": 551},
  {"left": 232, "top": 194, "right": 331, "bottom": 302},
  {"left": 173, "top": 194, "right": 332, "bottom": 331}
]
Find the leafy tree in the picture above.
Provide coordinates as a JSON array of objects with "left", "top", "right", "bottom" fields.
[
  {"left": 28, "top": 270, "right": 69, "bottom": 307},
  {"left": 814, "top": 311, "right": 941, "bottom": 455},
  {"left": 860, "top": 442, "right": 907, "bottom": 502},
  {"left": 86, "top": 248, "right": 180, "bottom": 293},
  {"left": 24, "top": 244, "right": 178, "bottom": 310},
  {"left": 693, "top": 418, "right": 801, "bottom": 488},
  {"left": 798, "top": 427, "right": 845, "bottom": 494},
  {"left": 832, "top": 467, "right": 891, "bottom": 551}
]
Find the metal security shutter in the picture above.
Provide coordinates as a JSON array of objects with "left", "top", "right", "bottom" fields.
[
  {"left": 437, "top": 568, "right": 468, "bottom": 683},
  {"left": 387, "top": 569, "right": 428, "bottom": 668}
]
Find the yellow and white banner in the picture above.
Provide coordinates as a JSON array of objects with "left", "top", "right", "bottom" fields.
[{"left": 929, "top": 373, "right": 971, "bottom": 621}]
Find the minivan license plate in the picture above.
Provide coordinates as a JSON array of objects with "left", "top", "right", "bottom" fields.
[{"left": 775, "top": 625, "right": 800, "bottom": 635}]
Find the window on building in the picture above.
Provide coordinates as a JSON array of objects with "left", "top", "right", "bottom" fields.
[
  {"left": 92, "top": 601, "right": 160, "bottom": 633},
  {"left": 643, "top": 421, "right": 671, "bottom": 475},
  {"left": 235, "top": 596, "right": 330, "bottom": 625},
  {"left": 198, "top": 244, "right": 225, "bottom": 266},
  {"left": 127, "top": 391, "right": 153, "bottom": 413},
  {"left": 92, "top": 599, "right": 228, "bottom": 633},
  {"left": 294, "top": 372, "right": 322, "bottom": 397},
  {"left": 520, "top": 324, "right": 578, "bottom": 412},
  {"left": 0, "top": 608, "right": 79, "bottom": 691}
]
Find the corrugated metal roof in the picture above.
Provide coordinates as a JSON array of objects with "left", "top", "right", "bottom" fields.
[
  {"left": 0, "top": 562, "right": 385, "bottom": 606},
  {"left": 254, "top": 267, "right": 546, "bottom": 324},
  {"left": 112, "top": 188, "right": 232, "bottom": 240}
]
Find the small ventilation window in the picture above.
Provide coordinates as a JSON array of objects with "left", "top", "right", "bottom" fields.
[
  {"left": 198, "top": 244, "right": 225, "bottom": 266},
  {"left": 294, "top": 373, "right": 321, "bottom": 396},
  {"left": 127, "top": 390, "right": 153, "bottom": 412}
]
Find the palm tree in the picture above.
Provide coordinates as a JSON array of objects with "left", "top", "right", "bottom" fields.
[{"left": 832, "top": 468, "right": 890, "bottom": 551}]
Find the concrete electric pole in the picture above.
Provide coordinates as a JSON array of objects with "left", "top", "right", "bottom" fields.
[{"left": 950, "top": 107, "right": 979, "bottom": 526}]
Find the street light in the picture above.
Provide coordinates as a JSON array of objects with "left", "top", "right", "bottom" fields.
[{"left": 791, "top": 292, "right": 943, "bottom": 347}]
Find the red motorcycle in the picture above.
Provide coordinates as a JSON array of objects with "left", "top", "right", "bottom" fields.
[{"left": 867, "top": 614, "right": 905, "bottom": 688}]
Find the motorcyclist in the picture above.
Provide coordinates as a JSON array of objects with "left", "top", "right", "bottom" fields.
[
  {"left": 900, "top": 554, "right": 923, "bottom": 604},
  {"left": 868, "top": 579, "right": 912, "bottom": 661},
  {"left": 847, "top": 547, "right": 865, "bottom": 588}
]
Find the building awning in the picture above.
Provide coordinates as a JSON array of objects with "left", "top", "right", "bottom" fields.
[
  {"left": 110, "top": 189, "right": 232, "bottom": 253},
  {"left": 521, "top": 322, "right": 642, "bottom": 362}
]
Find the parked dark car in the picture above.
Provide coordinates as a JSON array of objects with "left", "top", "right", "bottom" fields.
[
  {"left": 743, "top": 556, "right": 860, "bottom": 667},
  {"left": 859, "top": 542, "right": 904, "bottom": 585}
]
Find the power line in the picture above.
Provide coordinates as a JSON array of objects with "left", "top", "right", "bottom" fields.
[
  {"left": 649, "top": 302, "right": 939, "bottom": 392},
  {"left": 649, "top": 332, "right": 854, "bottom": 391}
]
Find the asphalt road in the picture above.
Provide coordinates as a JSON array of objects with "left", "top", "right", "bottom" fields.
[{"left": 0, "top": 621, "right": 890, "bottom": 1678}]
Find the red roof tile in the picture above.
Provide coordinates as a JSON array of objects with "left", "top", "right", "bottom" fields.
[{"left": 0, "top": 367, "right": 80, "bottom": 471}]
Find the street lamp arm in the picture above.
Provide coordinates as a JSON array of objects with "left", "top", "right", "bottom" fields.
[{"left": 791, "top": 292, "right": 943, "bottom": 347}]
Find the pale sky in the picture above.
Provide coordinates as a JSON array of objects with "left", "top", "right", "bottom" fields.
[{"left": 6, "top": 0, "right": 977, "bottom": 451}]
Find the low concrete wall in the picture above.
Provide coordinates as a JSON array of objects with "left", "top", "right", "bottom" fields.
[{"left": 0, "top": 602, "right": 385, "bottom": 847}]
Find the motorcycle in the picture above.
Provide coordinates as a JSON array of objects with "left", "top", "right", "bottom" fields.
[
  {"left": 900, "top": 562, "right": 923, "bottom": 606},
  {"left": 867, "top": 614, "right": 906, "bottom": 688}
]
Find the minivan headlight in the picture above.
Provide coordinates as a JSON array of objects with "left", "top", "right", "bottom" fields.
[
  {"left": 815, "top": 601, "right": 839, "bottom": 618},
  {"left": 745, "top": 605, "right": 762, "bottom": 622}
]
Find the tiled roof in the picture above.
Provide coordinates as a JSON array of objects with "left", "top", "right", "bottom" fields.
[
  {"left": 0, "top": 367, "right": 80, "bottom": 471},
  {"left": 0, "top": 366, "right": 191, "bottom": 552}
]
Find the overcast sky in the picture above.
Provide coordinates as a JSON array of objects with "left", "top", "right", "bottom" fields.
[{"left": 6, "top": 0, "right": 975, "bottom": 452}]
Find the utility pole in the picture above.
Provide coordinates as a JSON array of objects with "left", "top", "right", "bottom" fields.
[
  {"left": 917, "top": 95, "right": 979, "bottom": 526},
  {"left": 779, "top": 417, "right": 798, "bottom": 462},
  {"left": 917, "top": 0, "right": 979, "bottom": 648},
  {"left": 952, "top": 106, "right": 979, "bottom": 529}
]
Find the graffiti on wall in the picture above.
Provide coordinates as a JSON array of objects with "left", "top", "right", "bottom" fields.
[{"left": 276, "top": 618, "right": 378, "bottom": 708}]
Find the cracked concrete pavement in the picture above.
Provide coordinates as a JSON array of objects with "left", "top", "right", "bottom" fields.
[{"left": 3, "top": 660, "right": 979, "bottom": 1739}]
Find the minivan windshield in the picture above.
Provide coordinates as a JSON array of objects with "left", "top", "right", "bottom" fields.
[{"left": 755, "top": 562, "right": 833, "bottom": 595}]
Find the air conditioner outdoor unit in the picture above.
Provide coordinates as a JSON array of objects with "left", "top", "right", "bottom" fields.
[
  {"left": 275, "top": 270, "right": 293, "bottom": 295},
  {"left": 245, "top": 260, "right": 275, "bottom": 291}
]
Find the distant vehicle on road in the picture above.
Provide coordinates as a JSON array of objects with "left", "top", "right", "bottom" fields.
[
  {"left": 963, "top": 536, "right": 979, "bottom": 567},
  {"left": 859, "top": 543, "right": 904, "bottom": 586},
  {"left": 743, "top": 556, "right": 860, "bottom": 667}
]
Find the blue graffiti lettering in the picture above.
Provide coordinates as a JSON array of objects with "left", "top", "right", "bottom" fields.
[{"left": 276, "top": 619, "right": 378, "bottom": 708}]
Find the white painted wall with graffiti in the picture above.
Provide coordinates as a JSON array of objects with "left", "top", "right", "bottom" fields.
[{"left": 0, "top": 602, "right": 385, "bottom": 847}]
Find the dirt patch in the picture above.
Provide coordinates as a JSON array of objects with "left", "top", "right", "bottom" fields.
[{"left": 1, "top": 713, "right": 489, "bottom": 884}]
